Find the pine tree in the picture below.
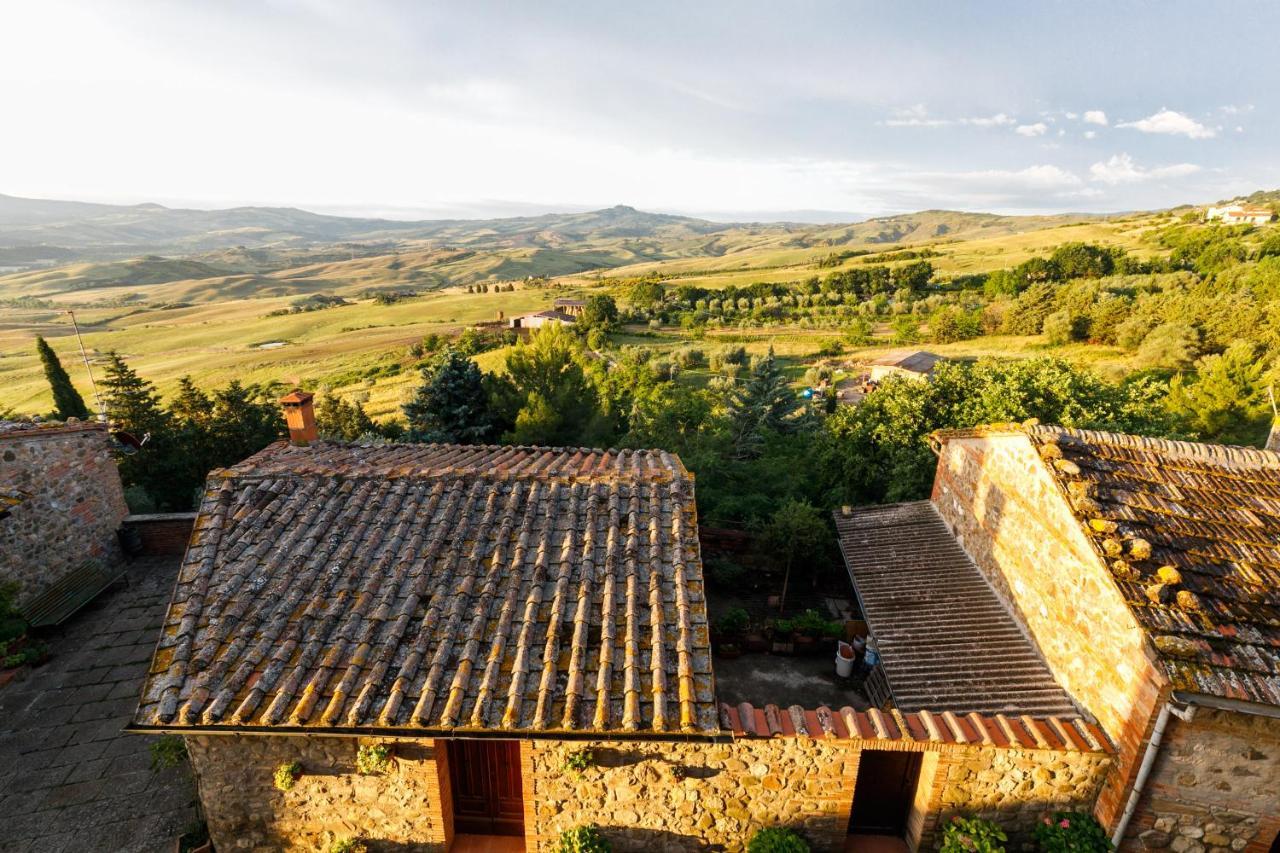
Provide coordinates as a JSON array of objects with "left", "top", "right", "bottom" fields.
[
  {"left": 403, "top": 348, "right": 496, "bottom": 444},
  {"left": 35, "top": 336, "right": 91, "bottom": 420},
  {"left": 316, "top": 395, "right": 377, "bottom": 440},
  {"left": 101, "top": 352, "right": 168, "bottom": 436},
  {"left": 727, "top": 348, "right": 797, "bottom": 459}
]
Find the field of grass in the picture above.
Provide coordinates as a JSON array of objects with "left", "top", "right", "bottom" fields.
[{"left": 0, "top": 207, "right": 1174, "bottom": 420}]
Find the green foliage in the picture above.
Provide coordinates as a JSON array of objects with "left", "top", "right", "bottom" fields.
[
  {"left": 764, "top": 500, "right": 830, "bottom": 609},
  {"left": 931, "top": 307, "right": 982, "bottom": 343},
  {"left": 891, "top": 314, "right": 921, "bottom": 344},
  {"left": 941, "top": 815, "right": 1008, "bottom": 853},
  {"left": 728, "top": 349, "right": 800, "bottom": 460},
  {"left": 1136, "top": 323, "right": 1199, "bottom": 370},
  {"left": 355, "top": 744, "right": 391, "bottom": 775},
  {"left": 315, "top": 395, "right": 377, "bottom": 440},
  {"left": 562, "top": 748, "right": 594, "bottom": 778},
  {"left": 554, "top": 825, "right": 611, "bottom": 853},
  {"left": 1167, "top": 342, "right": 1271, "bottom": 444},
  {"left": 36, "top": 336, "right": 90, "bottom": 420},
  {"left": 498, "top": 325, "right": 611, "bottom": 447},
  {"left": 1033, "top": 812, "right": 1112, "bottom": 853},
  {"left": 274, "top": 761, "right": 302, "bottom": 791},
  {"left": 818, "top": 358, "right": 1177, "bottom": 506},
  {"left": 403, "top": 348, "right": 496, "bottom": 444},
  {"left": 1042, "top": 311, "right": 1083, "bottom": 346},
  {"left": 716, "top": 607, "right": 750, "bottom": 637},
  {"left": 747, "top": 826, "right": 811, "bottom": 853},
  {"left": 628, "top": 278, "right": 666, "bottom": 307},
  {"left": 705, "top": 558, "right": 747, "bottom": 588},
  {"left": 150, "top": 735, "right": 187, "bottom": 771},
  {"left": 327, "top": 839, "right": 368, "bottom": 853},
  {"left": 777, "top": 609, "right": 842, "bottom": 639},
  {"left": 580, "top": 294, "right": 620, "bottom": 331}
]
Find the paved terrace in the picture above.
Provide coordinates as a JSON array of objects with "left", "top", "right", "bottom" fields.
[{"left": 0, "top": 557, "right": 197, "bottom": 853}]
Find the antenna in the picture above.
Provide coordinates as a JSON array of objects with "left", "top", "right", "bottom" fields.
[
  {"left": 1269, "top": 384, "right": 1278, "bottom": 419},
  {"left": 65, "top": 310, "right": 105, "bottom": 422}
]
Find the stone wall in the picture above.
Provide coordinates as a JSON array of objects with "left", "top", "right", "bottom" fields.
[
  {"left": 524, "top": 737, "right": 1108, "bottom": 853},
  {"left": 0, "top": 422, "right": 128, "bottom": 606},
  {"left": 183, "top": 732, "right": 1110, "bottom": 853},
  {"left": 1127, "top": 709, "right": 1280, "bottom": 853},
  {"left": 931, "top": 433, "right": 1167, "bottom": 829},
  {"left": 123, "top": 512, "right": 196, "bottom": 556},
  {"left": 186, "top": 734, "right": 452, "bottom": 852}
]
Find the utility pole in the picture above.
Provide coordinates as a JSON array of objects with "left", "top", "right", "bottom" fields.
[{"left": 65, "top": 310, "right": 105, "bottom": 422}]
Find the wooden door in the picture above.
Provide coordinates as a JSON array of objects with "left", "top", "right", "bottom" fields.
[
  {"left": 447, "top": 739, "right": 525, "bottom": 836},
  {"left": 848, "top": 749, "right": 923, "bottom": 836}
]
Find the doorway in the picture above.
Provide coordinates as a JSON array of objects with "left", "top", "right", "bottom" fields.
[
  {"left": 848, "top": 750, "right": 924, "bottom": 837},
  {"left": 446, "top": 739, "right": 525, "bottom": 837}
]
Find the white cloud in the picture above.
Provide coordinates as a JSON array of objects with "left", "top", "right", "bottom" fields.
[
  {"left": 1089, "top": 153, "right": 1201, "bottom": 185},
  {"left": 1083, "top": 110, "right": 1108, "bottom": 126},
  {"left": 1084, "top": 130, "right": 1097, "bottom": 139},
  {"left": 1117, "top": 109, "right": 1216, "bottom": 139},
  {"left": 1064, "top": 111, "right": 1079, "bottom": 120},
  {"left": 1015, "top": 122, "right": 1048, "bottom": 137},
  {"left": 1220, "top": 104, "right": 1254, "bottom": 115},
  {"left": 883, "top": 106, "right": 1016, "bottom": 128}
]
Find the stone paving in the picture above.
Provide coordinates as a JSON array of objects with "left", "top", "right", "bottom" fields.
[{"left": 0, "top": 557, "right": 198, "bottom": 853}]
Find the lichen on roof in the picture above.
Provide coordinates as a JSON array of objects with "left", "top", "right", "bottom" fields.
[
  {"left": 132, "top": 440, "right": 717, "bottom": 736},
  {"left": 1027, "top": 425, "right": 1280, "bottom": 707}
]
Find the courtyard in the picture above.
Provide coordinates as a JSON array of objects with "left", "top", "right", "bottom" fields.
[{"left": 0, "top": 556, "right": 198, "bottom": 853}]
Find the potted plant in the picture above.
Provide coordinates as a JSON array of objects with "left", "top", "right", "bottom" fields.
[
  {"left": 716, "top": 608, "right": 749, "bottom": 658},
  {"left": 743, "top": 621, "right": 770, "bottom": 654},
  {"left": 748, "top": 827, "right": 810, "bottom": 852},
  {"left": 1034, "top": 812, "right": 1113, "bottom": 853},
  {"left": 941, "top": 815, "right": 1007, "bottom": 853},
  {"left": 770, "top": 619, "right": 794, "bottom": 655}
]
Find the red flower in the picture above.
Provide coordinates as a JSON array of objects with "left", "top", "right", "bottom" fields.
[{"left": 1060, "top": 819, "right": 1071, "bottom": 828}]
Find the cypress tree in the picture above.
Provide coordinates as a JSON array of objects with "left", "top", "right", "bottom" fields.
[{"left": 35, "top": 336, "right": 91, "bottom": 420}]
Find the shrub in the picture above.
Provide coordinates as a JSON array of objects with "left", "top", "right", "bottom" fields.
[
  {"left": 1034, "top": 812, "right": 1112, "bottom": 853},
  {"left": 328, "top": 839, "right": 368, "bottom": 853},
  {"left": 554, "top": 825, "right": 611, "bottom": 853},
  {"left": 941, "top": 815, "right": 1008, "bottom": 853},
  {"left": 706, "top": 558, "right": 747, "bottom": 588},
  {"left": 716, "top": 607, "right": 750, "bottom": 638},
  {"left": 150, "top": 735, "right": 187, "bottom": 771},
  {"left": 748, "top": 826, "right": 810, "bottom": 852},
  {"left": 274, "top": 761, "right": 302, "bottom": 791},
  {"left": 563, "top": 747, "right": 594, "bottom": 778},
  {"left": 355, "top": 743, "right": 391, "bottom": 775}
]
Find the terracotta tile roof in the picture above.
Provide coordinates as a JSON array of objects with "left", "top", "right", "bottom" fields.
[
  {"left": 835, "top": 501, "right": 1079, "bottom": 717},
  {"left": 133, "top": 440, "right": 717, "bottom": 735},
  {"left": 1027, "top": 425, "right": 1280, "bottom": 707},
  {"left": 718, "top": 702, "right": 1110, "bottom": 752}
]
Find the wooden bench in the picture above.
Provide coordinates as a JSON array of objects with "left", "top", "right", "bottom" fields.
[{"left": 21, "top": 561, "right": 128, "bottom": 629}]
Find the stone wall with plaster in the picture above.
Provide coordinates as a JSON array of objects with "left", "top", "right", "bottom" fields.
[{"left": 1125, "top": 709, "right": 1280, "bottom": 853}]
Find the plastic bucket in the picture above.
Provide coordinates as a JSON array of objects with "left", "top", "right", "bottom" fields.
[{"left": 835, "top": 642, "right": 855, "bottom": 678}]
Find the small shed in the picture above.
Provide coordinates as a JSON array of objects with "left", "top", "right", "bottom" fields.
[{"left": 867, "top": 350, "right": 944, "bottom": 383}]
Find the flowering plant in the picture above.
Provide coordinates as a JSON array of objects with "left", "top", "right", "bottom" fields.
[
  {"left": 940, "top": 815, "right": 1007, "bottom": 853},
  {"left": 1034, "top": 812, "right": 1112, "bottom": 853}
]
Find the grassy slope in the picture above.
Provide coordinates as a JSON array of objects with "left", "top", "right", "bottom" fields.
[{"left": 0, "top": 208, "right": 1172, "bottom": 419}]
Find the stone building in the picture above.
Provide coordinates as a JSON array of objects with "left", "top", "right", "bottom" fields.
[
  {"left": 866, "top": 350, "right": 944, "bottom": 384},
  {"left": 129, "top": 396, "right": 1113, "bottom": 853},
  {"left": 839, "top": 424, "right": 1280, "bottom": 853},
  {"left": 508, "top": 309, "right": 576, "bottom": 330},
  {"left": 0, "top": 419, "right": 128, "bottom": 607}
]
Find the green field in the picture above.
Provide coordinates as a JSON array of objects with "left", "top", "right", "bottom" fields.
[{"left": 0, "top": 204, "right": 1222, "bottom": 420}]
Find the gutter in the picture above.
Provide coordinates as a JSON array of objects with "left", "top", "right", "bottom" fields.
[
  {"left": 123, "top": 722, "right": 734, "bottom": 744},
  {"left": 1110, "top": 700, "right": 1196, "bottom": 847}
]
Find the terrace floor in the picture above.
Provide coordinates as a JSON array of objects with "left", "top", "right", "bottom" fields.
[{"left": 0, "top": 556, "right": 198, "bottom": 853}]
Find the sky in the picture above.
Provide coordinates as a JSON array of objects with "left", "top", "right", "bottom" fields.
[{"left": 1, "top": 0, "right": 1277, "bottom": 222}]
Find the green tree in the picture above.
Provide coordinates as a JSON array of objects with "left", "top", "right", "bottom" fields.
[
  {"left": 316, "top": 395, "right": 377, "bottom": 440},
  {"left": 764, "top": 499, "right": 829, "bottom": 612},
  {"left": 1136, "top": 323, "right": 1200, "bottom": 370},
  {"left": 501, "top": 325, "right": 609, "bottom": 446},
  {"left": 1042, "top": 310, "right": 1081, "bottom": 346},
  {"left": 101, "top": 352, "right": 169, "bottom": 437},
  {"left": 579, "top": 294, "right": 619, "bottom": 332},
  {"left": 1167, "top": 342, "right": 1270, "bottom": 444},
  {"left": 35, "top": 336, "right": 91, "bottom": 420},
  {"left": 727, "top": 348, "right": 798, "bottom": 460},
  {"left": 628, "top": 278, "right": 666, "bottom": 307},
  {"left": 403, "top": 348, "right": 496, "bottom": 444}
]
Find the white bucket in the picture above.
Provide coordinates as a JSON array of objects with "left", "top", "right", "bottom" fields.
[{"left": 835, "top": 642, "right": 855, "bottom": 678}]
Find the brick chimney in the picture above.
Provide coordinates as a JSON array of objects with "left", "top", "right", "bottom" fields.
[{"left": 280, "top": 390, "right": 318, "bottom": 445}]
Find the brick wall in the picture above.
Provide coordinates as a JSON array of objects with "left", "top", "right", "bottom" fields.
[
  {"left": 930, "top": 433, "right": 1167, "bottom": 831},
  {"left": 123, "top": 512, "right": 196, "bottom": 556},
  {"left": 1126, "top": 709, "right": 1280, "bottom": 853},
  {"left": 183, "top": 731, "right": 1110, "bottom": 853},
  {"left": 0, "top": 423, "right": 128, "bottom": 606}
]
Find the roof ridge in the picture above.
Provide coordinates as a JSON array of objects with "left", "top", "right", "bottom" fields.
[{"left": 1029, "top": 424, "right": 1280, "bottom": 470}]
